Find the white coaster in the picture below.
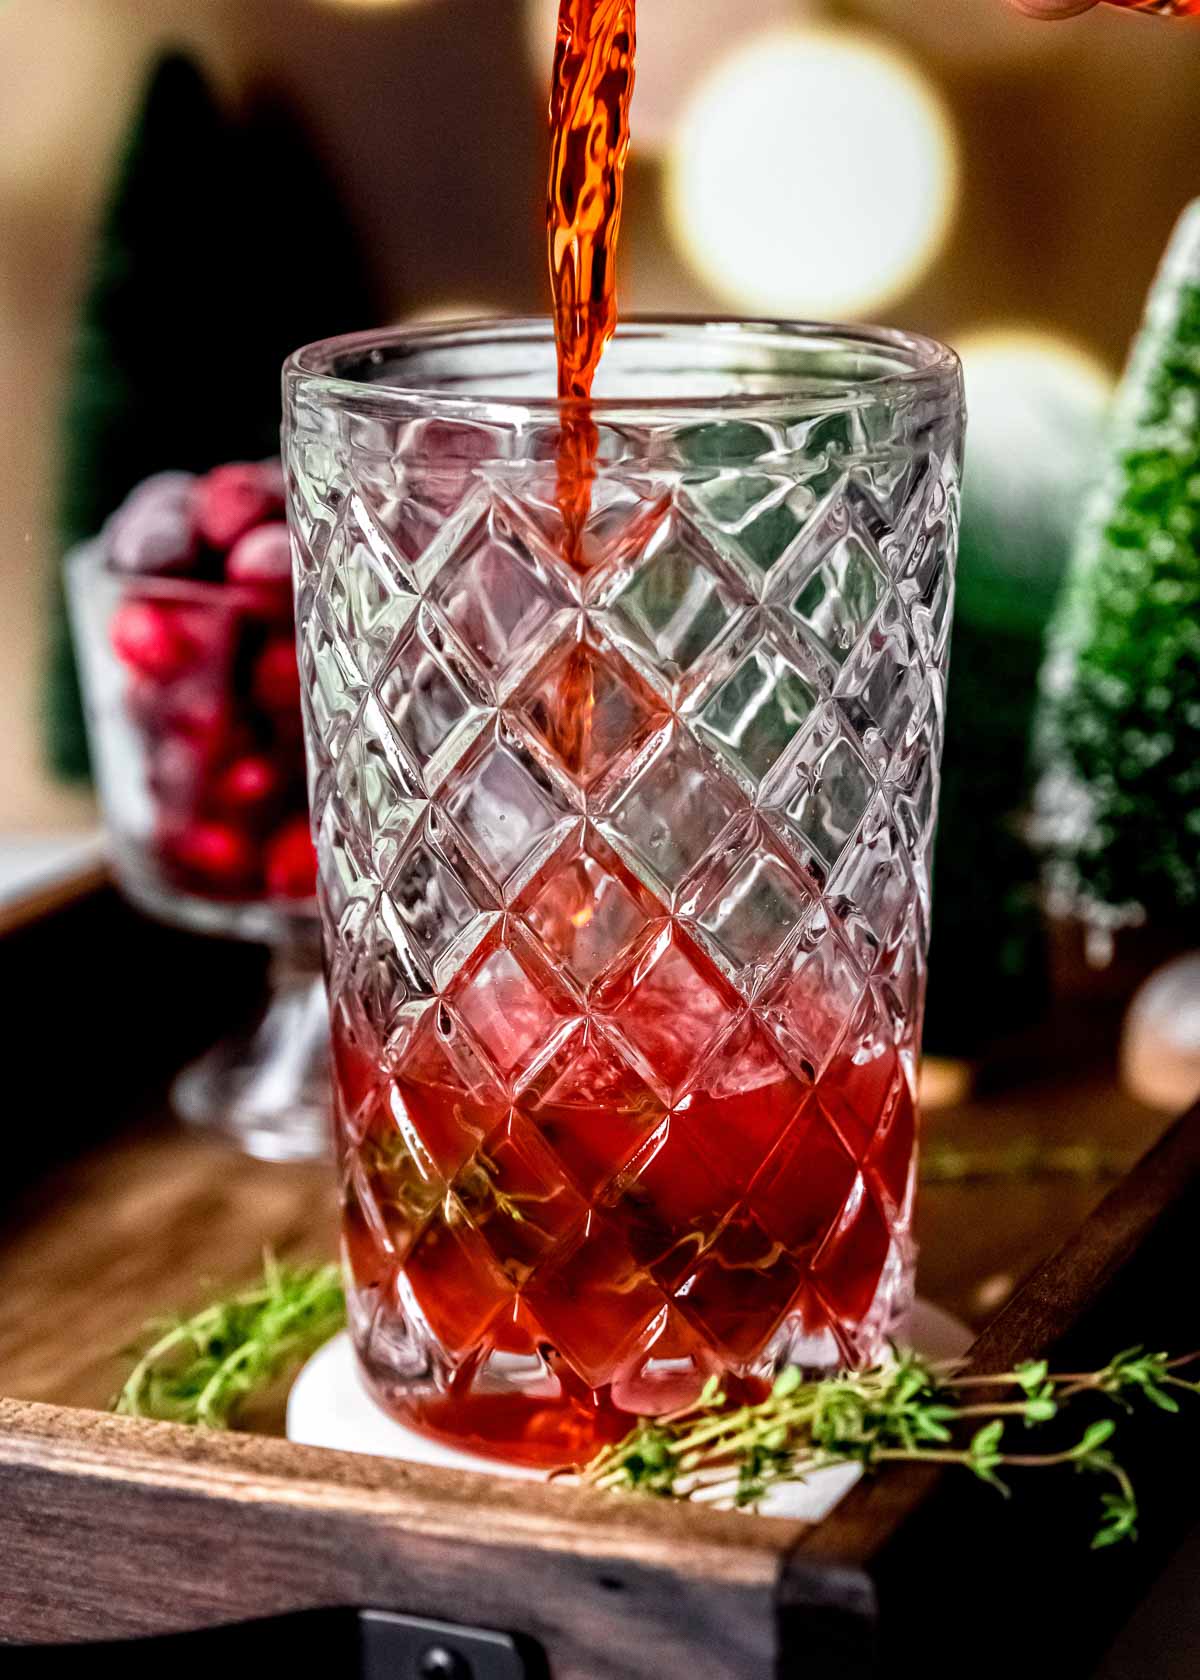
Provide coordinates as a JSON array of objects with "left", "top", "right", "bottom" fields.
[{"left": 287, "top": 1298, "right": 972, "bottom": 1524}]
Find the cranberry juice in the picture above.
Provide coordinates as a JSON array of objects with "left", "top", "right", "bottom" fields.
[{"left": 337, "top": 895, "right": 915, "bottom": 1465}]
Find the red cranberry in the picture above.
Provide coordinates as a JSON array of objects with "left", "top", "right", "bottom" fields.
[
  {"left": 171, "top": 821, "right": 257, "bottom": 888},
  {"left": 256, "top": 458, "right": 287, "bottom": 501},
  {"left": 163, "top": 677, "right": 232, "bottom": 749},
  {"left": 127, "top": 471, "right": 195, "bottom": 508},
  {"left": 110, "top": 600, "right": 190, "bottom": 679},
  {"left": 264, "top": 818, "right": 317, "bottom": 899},
  {"left": 193, "top": 464, "right": 284, "bottom": 551},
  {"left": 125, "top": 671, "right": 170, "bottom": 731},
  {"left": 109, "top": 483, "right": 199, "bottom": 576},
  {"left": 217, "top": 754, "right": 281, "bottom": 809},
  {"left": 254, "top": 637, "right": 301, "bottom": 712},
  {"left": 226, "top": 522, "right": 293, "bottom": 586},
  {"left": 170, "top": 603, "right": 237, "bottom": 669},
  {"left": 148, "top": 736, "right": 206, "bottom": 810}
]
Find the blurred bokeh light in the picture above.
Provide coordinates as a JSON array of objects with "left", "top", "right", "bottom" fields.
[
  {"left": 959, "top": 326, "right": 1114, "bottom": 455},
  {"left": 856, "top": 0, "right": 1074, "bottom": 65},
  {"left": 665, "top": 25, "right": 960, "bottom": 318},
  {"left": 524, "top": 0, "right": 803, "bottom": 152},
  {"left": 957, "top": 326, "right": 1115, "bottom": 574},
  {"left": 307, "top": 0, "right": 438, "bottom": 9},
  {"left": 399, "top": 300, "right": 500, "bottom": 325}
]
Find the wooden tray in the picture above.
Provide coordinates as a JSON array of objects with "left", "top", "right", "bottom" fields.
[{"left": 0, "top": 883, "right": 1195, "bottom": 1678}]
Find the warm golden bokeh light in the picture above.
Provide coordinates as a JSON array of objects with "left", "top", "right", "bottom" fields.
[
  {"left": 524, "top": 0, "right": 805, "bottom": 152},
  {"left": 666, "top": 25, "right": 960, "bottom": 319},
  {"left": 857, "top": 0, "right": 1074, "bottom": 65},
  {"left": 957, "top": 327, "right": 1115, "bottom": 452},
  {"left": 305, "top": 0, "right": 438, "bottom": 10},
  {"left": 955, "top": 327, "right": 1115, "bottom": 589},
  {"left": 398, "top": 300, "right": 502, "bottom": 327}
]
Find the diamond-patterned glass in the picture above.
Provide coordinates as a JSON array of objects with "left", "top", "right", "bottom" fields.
[
  {"left": 383, "top": 826, "right": 494, "bottom": 990},
  {"left": 491, "top": 464, "right": 672, "bottom": 582},
  {"left": 790, "top": 525, "right": 887, "bottom": 667},
  {"left": 522, "top": 835, "right": 655, "bottom": 991},
  {"left": 443, "top": 725, "right": 568, "bottom": 891},
  {"left": 429, "top": 506, "right": 570, "bottom": 689},
  {"left": 286, "top": 320, "right": 963, "bottom": 1468},
  {"left": 679, "top": 471, "right": 808, "bottom": 585},
  {"left": 782, "top": 726, "right": 877, "bottom": 878},
  {"left": 603, "top": 727, "right": 740, "bottom": 899},
  {"left": 599, "top": 926, "right": 740, "bottom": 1102},
  {"left": 372, "top": 604, "right": 485, "bottom": 787},
  {"left": 447, "top": 937, "right": 571, "bottom": 1080},
  {"left": 693, "top": 842, "right": 815, "bottom": 992},
  {"left": 696, "top": 638, "right": 819, "bottom": 789},
  {"left": 519, "top": 638, "right": 664, "bottom": 788},
  {"left": 604, "top": 513, "right": 741, "bottom": 690}
]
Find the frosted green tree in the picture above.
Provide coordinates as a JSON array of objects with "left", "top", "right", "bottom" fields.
[{"left": 1035, "top": 201, "right": 1200, "bottom": 941}]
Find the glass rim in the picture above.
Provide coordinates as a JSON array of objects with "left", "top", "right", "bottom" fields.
[{"left": 284, "top": 314, "right": 961, "bottom": 418}]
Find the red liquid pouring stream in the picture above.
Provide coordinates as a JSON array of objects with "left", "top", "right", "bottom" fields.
[
  {"left": 340, "top": 0, "right": 914, "bottom": 1467},
  {"left": 548, "top": 0, "right": 636, "bottom": 528},
  {"left": 541, "top": 0, "right": 638, "bottom": 775}
]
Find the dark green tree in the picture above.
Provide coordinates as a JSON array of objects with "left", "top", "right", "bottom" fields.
[
  {"left": 924, "top": 346, "right": 1108, "bottom": 1055},
  {"left": 48, "top": 51, "right": 379, "bottom": 778},
  {"left": 1034, "top": 202, "right": 1200, "bottom": 937}
]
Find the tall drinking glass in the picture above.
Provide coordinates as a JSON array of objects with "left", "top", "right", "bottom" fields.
[{"left": 284, "top": 320, "right": 964, "bottom": 1468}]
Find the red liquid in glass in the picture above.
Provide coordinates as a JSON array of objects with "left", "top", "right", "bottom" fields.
[
  {"left": 338, "top": 0, "right": 914, "bottom": 1467},
  {"left": 338, "top": 951, "right": 914, "bottom": 1463},
  {"left": 338, "top": 880, "right": 915, "bottom": 1467}
]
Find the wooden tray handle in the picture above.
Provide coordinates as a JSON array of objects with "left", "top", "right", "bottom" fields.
[{"left": 0, "top": 1607, "right": 540, "bottom": 1680}]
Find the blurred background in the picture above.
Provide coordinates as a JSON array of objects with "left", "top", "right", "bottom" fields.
[{"left": 1, "top": 0, "right": 1199, "bottom": 1066}]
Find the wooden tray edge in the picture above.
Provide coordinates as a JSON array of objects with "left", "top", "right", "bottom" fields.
[
  {"left": 792, "top": 1096, "right": 1200, "bottom": 1568},
  {"left": 0, "top": 1393, "right": 807, "bottom": 1585}
]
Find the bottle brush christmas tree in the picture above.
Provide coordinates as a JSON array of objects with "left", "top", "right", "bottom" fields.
[
  {"left": 48, "top": 52, "right": 379, "bottom": 779},
  {"left": 1034, "top": 202, "right": 1200, "bottom": 942},
  {"left": 924, "top": 340, "right": 1108, "bottom": 1055}
]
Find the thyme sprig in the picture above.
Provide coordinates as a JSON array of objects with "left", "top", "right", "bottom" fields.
[
  {"left": 921, "top": 1139, "right": 1135, "bottom": 1185},
  {"left": 113, "top": 1253, "right": 346, "bottom": 1428},
  {"left": 579, "top": 1347, "right": 1200, "bottom": 1548},
  {"left": 111, "top": 1260, "right": 1200, "bottom": 1553}
]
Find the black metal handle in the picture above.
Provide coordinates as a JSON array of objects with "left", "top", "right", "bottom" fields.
[{"left": 0, "top": 1607, "right": 540, "bottom": 1679}]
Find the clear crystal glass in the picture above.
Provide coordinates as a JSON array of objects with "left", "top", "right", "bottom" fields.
[{"left": 284, "top": 319, "right": 964, "bottom": 1468}]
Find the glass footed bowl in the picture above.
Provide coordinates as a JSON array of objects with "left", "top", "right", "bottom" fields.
[{"left": 68, "top": 538, "right": 328, "bottom": 1162}]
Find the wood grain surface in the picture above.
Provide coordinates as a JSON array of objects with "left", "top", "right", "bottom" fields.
[
  {"left": 0, "top": 1124, "right": 334, "bottom": 1417},
  {"left": 0, "top": 1397, "right": 811, "bottom": 1679}
]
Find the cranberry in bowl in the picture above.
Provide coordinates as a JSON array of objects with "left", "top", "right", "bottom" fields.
[{"left": 68, "top": 462, "right": 327, "bottom": 1160}]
